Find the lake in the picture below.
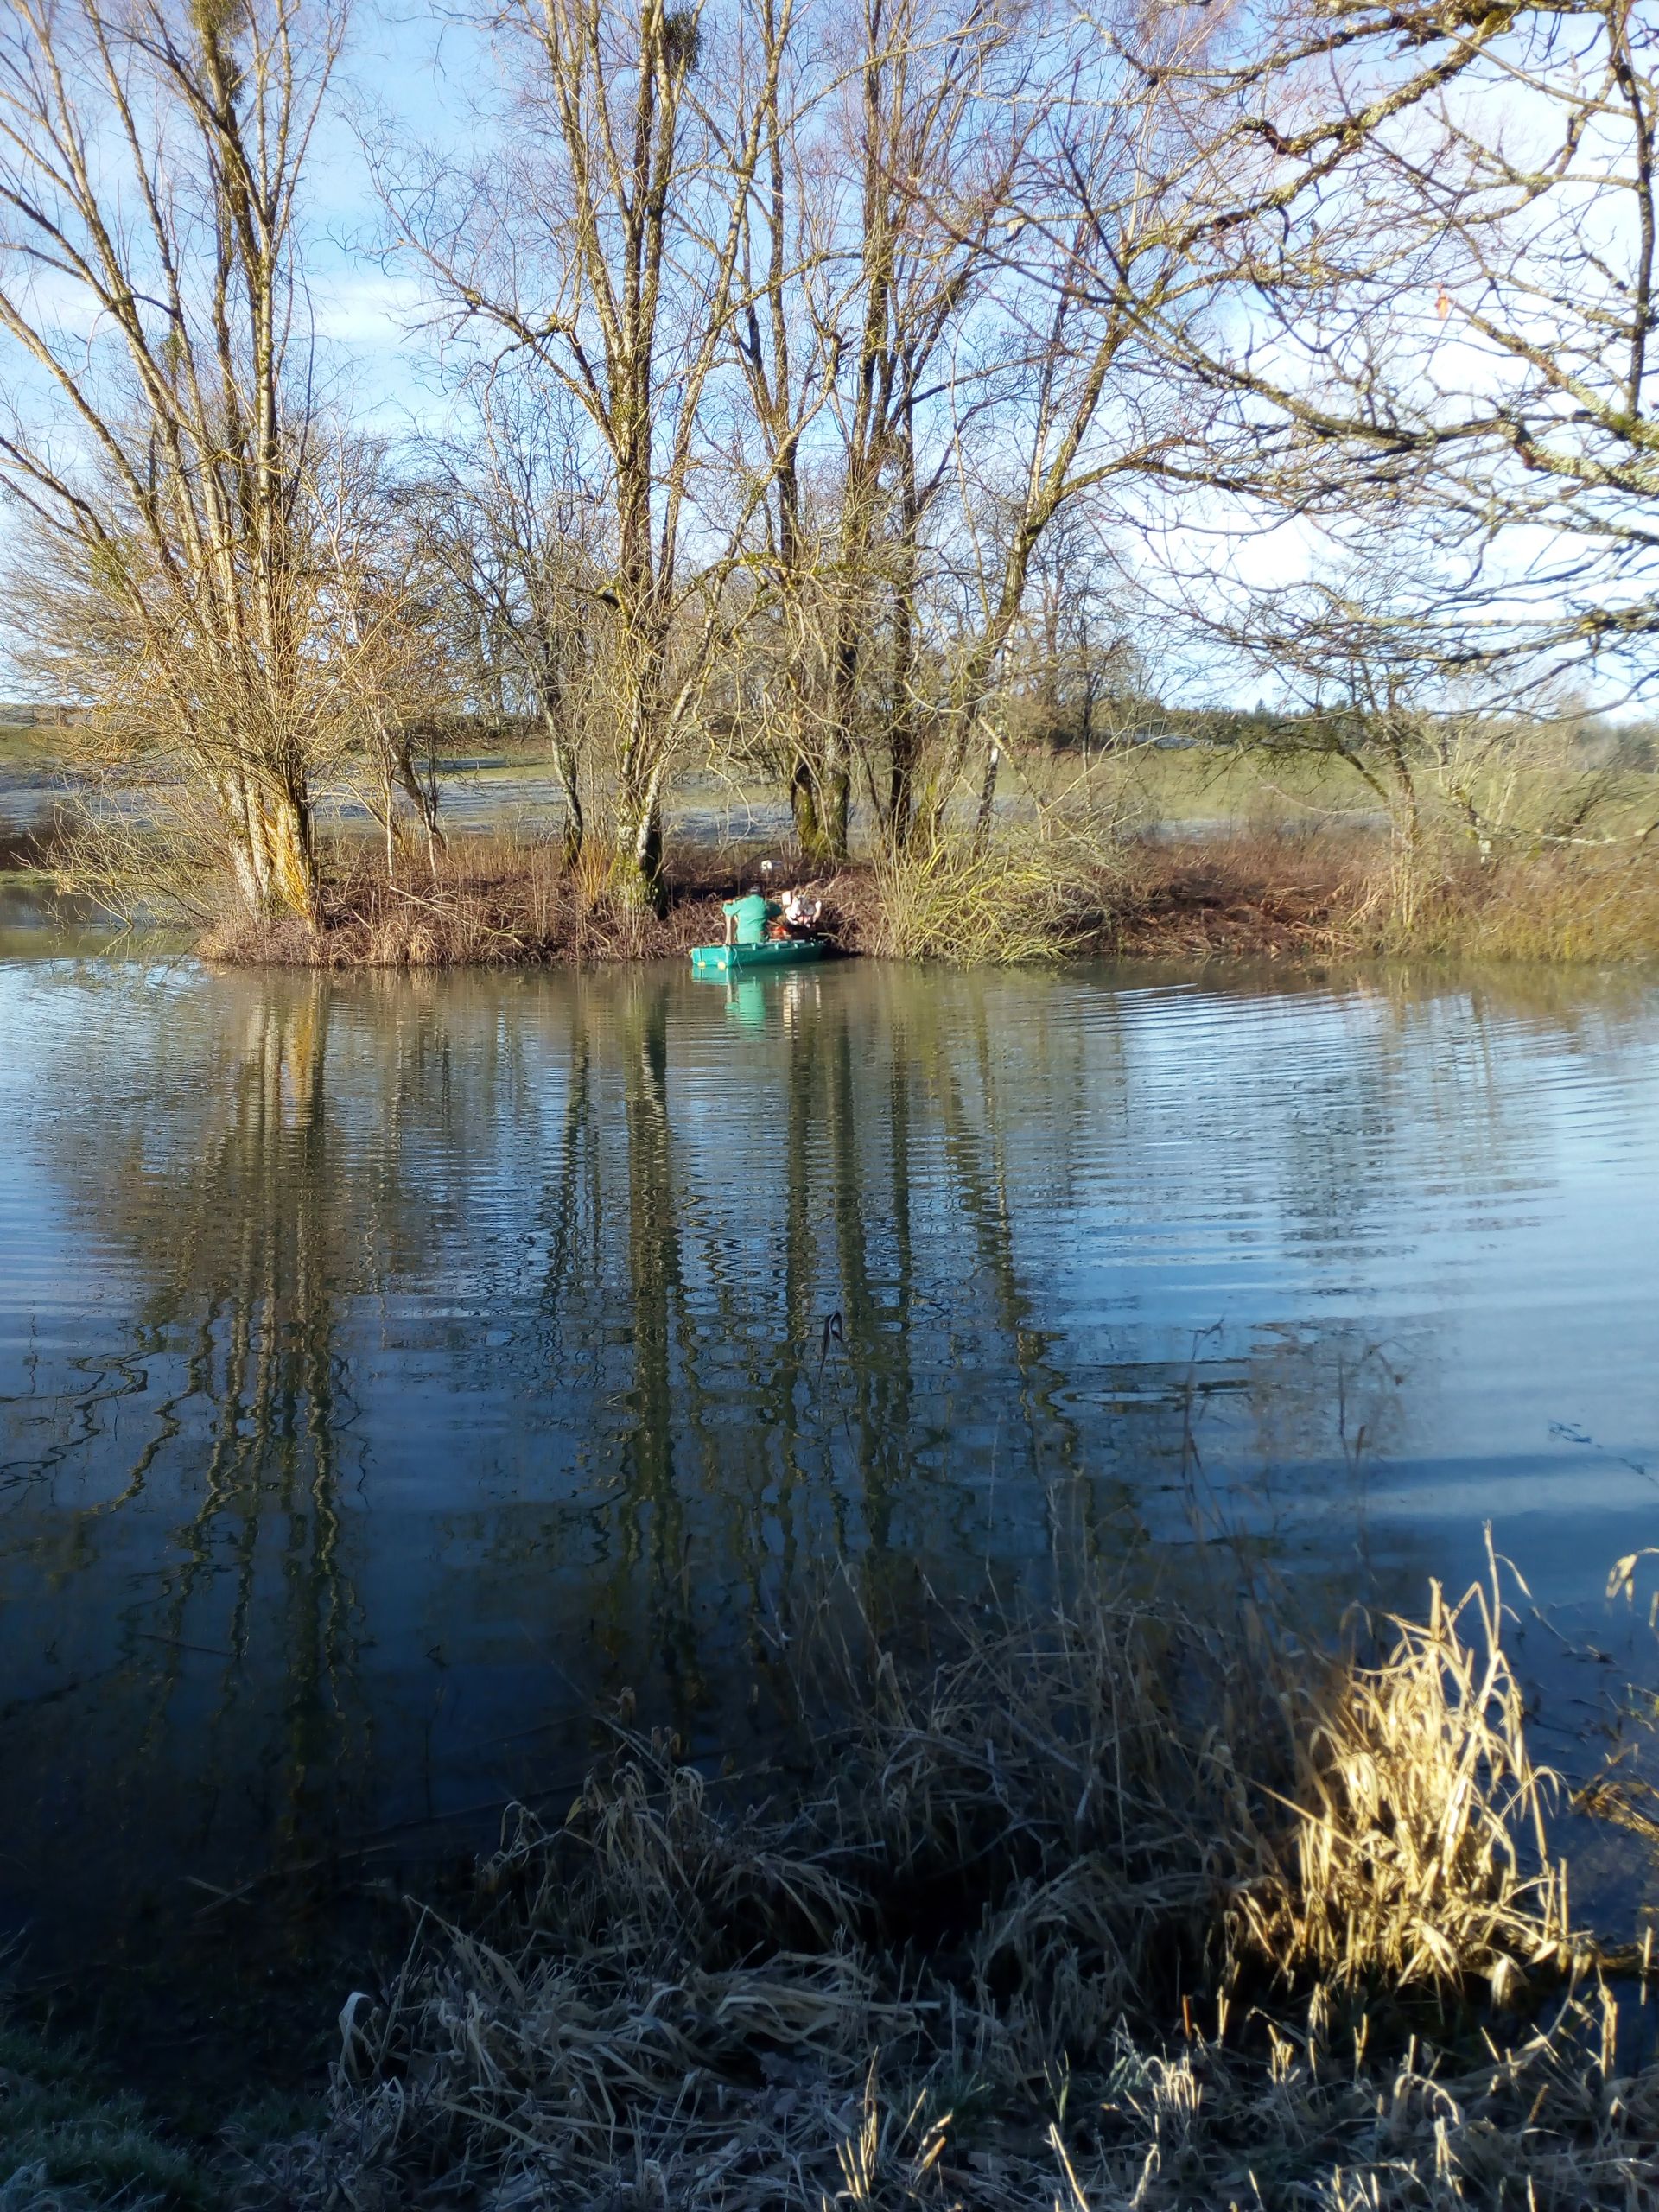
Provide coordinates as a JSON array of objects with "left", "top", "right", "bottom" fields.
[{"left": 3, "top": 919, "right": 1658, "bottom": 2057}]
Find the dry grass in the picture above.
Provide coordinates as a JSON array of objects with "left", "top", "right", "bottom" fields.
[
  {"left": 1363, "top": 844, "right": 1659, "bottom": 963},
  {"left": 1107, "top": 828, "right": 1659, "bottom": 968},
  {"left": 240, "top": 1552, "right": 1659, "bottom": 2212}
]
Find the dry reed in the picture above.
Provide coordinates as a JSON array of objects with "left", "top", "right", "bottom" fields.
[
  {"left": 242, "top": 1553, "right": 1659, "bottom": 2212},
  {"left": 1242, "top": 1573, "right": 1572, "bottom": 2005},
  {"left": 1362, "top": 843, "right": 1659, "bottom": 964},
  {"left": 1113, "top": 827, "right": 1659, "bottom": 968}
]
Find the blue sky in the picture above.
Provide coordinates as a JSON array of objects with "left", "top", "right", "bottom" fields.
[{"left": 0, "top": 2, "right": 1649, "bottom": 715}]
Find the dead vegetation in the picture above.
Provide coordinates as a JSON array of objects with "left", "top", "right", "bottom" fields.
[
  {"left": 194, "top": 831, "right": 736, "bottom": 969},
  {"left": 1096, "top": 829, "right": 1659, "bottom": 969},
  {"left": 1103, "top": 830, "right": 1365, "bottom": 961},
  {"left": 33, "top": 806, "right": 1653, "bottom": 970},
  {"left": 239, "top": 1554, "right": 1659, "bottom": 2211}
]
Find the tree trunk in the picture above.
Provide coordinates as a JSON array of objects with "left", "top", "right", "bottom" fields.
[
  {"left": 394, "top": 742, "right": 445, "bottom": 881},
  {"left": 222, "top": 770, "right": 321, "bottom": 922},
  {"left": 791, "top": 757, "right": 823, "bottom": 858},
  {"left": 541, "top": 707, "right": 585, "bottom": 870},
  {"left": 611, "top": 798, "right": 665, "bottom": 911},
  {"left": 608, "top": 639, "right": 670, "bottom": 911},
  {"left": 925, "top": 510, "right": 1052, "bottom": 847},
  {"left": 813, "top": 609, "right": 858, "bottom": 865},
  {"left": 264, "top": 783, "right": 321, "bottom": 921},
  {"left": 884, "top": 531, "right": 921, "bottom": 853},
  {"left": 819, "top": 736, "right": 849, "bottom": 862},
  {"left": 973, "top": 741, "right": 1001, "bottom": 853},
  {"left": 887, "top": 731, "right": 916, "bottom": 854},
  {"left": 611, "top": 744, "right": 667, "bottom": 913}
]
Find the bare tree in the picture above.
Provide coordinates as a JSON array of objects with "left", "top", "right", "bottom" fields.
[
  {"left": 1002, "top": 505, "right": 1140, "bottom": 761},
  {"left": 626, "top": 0, "right": 1023, "bottom": 863},
  {"left": 718, "top": 0, "right": 838, "bottom": 859},
  {"left": 813, "top": 0, "right": 1020, "bottom": 856},
  {"left": 1130, "top": 0, "right": 1659, "bottom": 691},
  {"left": 380, "top": 0, "right": 795, "bottom": 907},
  {"left": 416, "top": 382, "right": 607, "bottom": 868},
  {"left": 0, "top": 0, "right": 349, "bottom": 919},
  {"left": 318, "top": 441, "right": 452, "bottom": 882},
  {"left": 887, "top": 0, "right": 1529, "bottom": 844}
]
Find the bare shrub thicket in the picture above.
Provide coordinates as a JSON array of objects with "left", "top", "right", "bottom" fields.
[
  {"left": 197, "top": 827, "right": 730, "bottom": 967},
  {"left": 1164, "top": 545, "right": 1659, "bottom": 937}
]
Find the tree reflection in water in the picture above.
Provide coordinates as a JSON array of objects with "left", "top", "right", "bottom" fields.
[{"left": 4, "top": 955, "right": 1653, "bottom": 1980}]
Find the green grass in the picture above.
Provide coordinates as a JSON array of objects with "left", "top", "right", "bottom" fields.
[
  {"left": 0, "top": 724, "right": 72, "bottom": 772},
  {"left": 1014, "top": 740, "right": 1373, "bottom": 829},
  {"left": 0, "top": 2008, "right": 201, "bottom": 2209},
  {"left": 1121, "top": 741, "right": 1372, "bottom": 823},
  {"left": 430, "top": 751, "right": 557, "bottom": 778}
]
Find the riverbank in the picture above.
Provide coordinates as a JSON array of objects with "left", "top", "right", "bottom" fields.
[
  {"left": 186, "top": 824, "right": 1659, "bottom": 970},
  {"left": 10, "top": 1554, "right": 1658, "bottom": 2209},
  {"left": 191, "top": 830, "right": 1121, "bottom": 969},
  {"left": 245, "top": 1560, "right": 1659, "bottom": 2211}
]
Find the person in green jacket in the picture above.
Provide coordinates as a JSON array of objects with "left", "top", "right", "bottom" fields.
[{"left": 722, "top": 887, "right": 778, "bottom": 948}]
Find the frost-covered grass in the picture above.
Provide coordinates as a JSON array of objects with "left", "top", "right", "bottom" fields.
[{"left": 248, "top": 1560, "right": 1659, "bottom": 2210}]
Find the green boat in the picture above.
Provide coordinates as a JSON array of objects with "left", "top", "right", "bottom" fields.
[{"left": 690, "top": 937, "right": 828, "bottom": 976}]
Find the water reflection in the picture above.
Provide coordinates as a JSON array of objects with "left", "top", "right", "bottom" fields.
[{"left": 2, "top": 953, "right": 1657, "bottom": 1973}]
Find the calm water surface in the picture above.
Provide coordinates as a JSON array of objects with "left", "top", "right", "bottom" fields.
[{"left": 3, "top": 923, "right": 1658, "bottom": 2006}]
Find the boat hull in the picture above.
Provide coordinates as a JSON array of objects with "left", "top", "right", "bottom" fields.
[{"left": 690, "top": 937, "right": 828, "bottom": 976}]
